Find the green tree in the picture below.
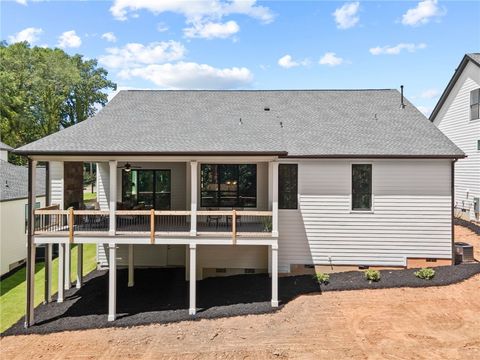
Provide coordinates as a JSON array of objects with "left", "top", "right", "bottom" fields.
[{"left": 0, "top": 42, "right": 116, "bottom": 163}]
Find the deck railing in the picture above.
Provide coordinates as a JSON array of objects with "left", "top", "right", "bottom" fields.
[{"left": 34, "top": 208, "right": 273, "bottom": 241}]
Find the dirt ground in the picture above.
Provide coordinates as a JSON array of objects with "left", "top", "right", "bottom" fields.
[{"left": 1, "top": 226, "right": 479, "bottom": 360}]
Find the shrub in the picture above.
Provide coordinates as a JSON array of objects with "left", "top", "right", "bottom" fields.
[
  {"left": 414, "top": 268, "right": 435, "bottom": 280},
  {"left": 313, "top": 272, "right": 330, "bottom": 285},
  {"left": 364, "top": 269, "right": 381, "bottom": 282}
]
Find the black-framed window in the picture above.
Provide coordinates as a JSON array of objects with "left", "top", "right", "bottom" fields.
[
  {"left": 471, "top": 89, "right": 480, "bottom": 120},
  {"left": 200, "top": 164, "right": 256, "bottom": 208},
  {"left": 279, "top": 164, "right": 298, "bottom": 209},
  {"left": 122, "top": 169, "right": 171, "bottom": 210},
  {"left": 352, "top": 164, "right": 372, "bottom": 211}
]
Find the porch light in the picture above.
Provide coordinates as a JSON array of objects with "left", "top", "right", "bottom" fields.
[{"left": 124, "top": 163, "right": 131, "bottom": 172}]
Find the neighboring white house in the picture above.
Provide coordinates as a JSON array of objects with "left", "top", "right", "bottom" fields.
[
  {"left": 0, "top": 141, "right": 45, "bottom": 276},
  {"left": 15, "top": 89, "right": 464, "bottom": 326},
  {"left": 431, "top": 53, "right": 480, "bottom": 221}
]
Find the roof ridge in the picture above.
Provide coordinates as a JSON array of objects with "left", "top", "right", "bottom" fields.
[{"left": 123, "top": 88, "right": 397, "bottom": 92}]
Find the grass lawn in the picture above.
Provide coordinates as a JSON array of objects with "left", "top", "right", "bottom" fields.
[
  {"left": 0, "top": 244, "right": 97, "bottom": 333},
  {"left": 83, "top": 192, "right": 97, "bottom": 201}
]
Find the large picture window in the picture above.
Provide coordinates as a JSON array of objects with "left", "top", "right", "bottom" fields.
[
  {"left": 122, "top": 169, "right": 171, "bottom": 210},
  {"left": 200, "top": 164, "right": 257, "bottom": 208},
  {"left": 279, "top": 164, "right": 298, "bottom": 209},
  {"left": 352, "top": 164, "right": 372, "bottom": 211}
]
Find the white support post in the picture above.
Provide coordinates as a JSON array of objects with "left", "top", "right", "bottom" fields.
[
  {"left": 45, "top": 243, "right": 53, "bottom": 302},
  {"left": 76, "top": 244, "right": 83, "bottom": 289},
  {"left": 25, "top": 160, "right": 37, "bottom": 327},
  {"left": 190, "top": 161, "right": 197, "bottom": 236},
  {"left": 108, "top": 243, "right": 117, "bottom": 321},
  {"left": 128, "top": 244, "right": 134, "bottom": 287},
  {"left": 271, "top": 243, "right": 279, "bottom": 307},
  {"left": 189, "top": 244, "right": 197, "bottom": 315},
  {"left": 109, "top": 160, "right": 117, "bottom": 236},
  {"left": 64, "top": 243, "right": 71, "bottom": 290},
  {"left": 57, "top": 243, "right": 65, "bottom": 303},
  {"left": 271, "top": 162, "right": 279, "bottom": 237}
]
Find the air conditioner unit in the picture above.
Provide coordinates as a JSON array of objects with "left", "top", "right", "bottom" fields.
[{"left": 454, "top": 242, "right": 475, "bottom": 264}]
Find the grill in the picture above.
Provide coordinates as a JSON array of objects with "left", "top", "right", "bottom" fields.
[{"left": 454, "top": 242, "right": 475, "bottom": 264}]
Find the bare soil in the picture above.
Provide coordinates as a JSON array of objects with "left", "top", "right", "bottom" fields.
[{"left": 1, "top": 226, "right": 479, "bottom": 360}]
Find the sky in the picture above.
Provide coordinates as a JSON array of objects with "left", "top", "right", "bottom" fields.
[{"left": 1, "top": 0, "right": 479, "bottom": 116}]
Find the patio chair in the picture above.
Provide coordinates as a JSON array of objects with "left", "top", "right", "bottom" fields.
[{"left": 206, "top": 208, "right": 221, "bottom": 229}]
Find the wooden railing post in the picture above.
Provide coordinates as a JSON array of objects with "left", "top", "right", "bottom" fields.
[
  {"left": 68, "top": 207, "right": 74, "bottom": 243},
  {"left": 150, "top": 209, "right": 155, "bottom": 244},
  {"left": 232, "top": 209, "right": 237, "bottom": 244}
]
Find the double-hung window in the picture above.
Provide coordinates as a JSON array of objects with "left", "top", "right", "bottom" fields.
[
  {"left": 352, "top": 164, "right": 372, "bottom": 211},
  {"left": 471, "top": 89, "right": 480, "bottom": 120},
  {"left": 279, "top": 164, "right": 298, "bottom": 209}
]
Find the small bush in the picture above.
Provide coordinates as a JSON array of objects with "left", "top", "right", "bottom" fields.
[
  {"left": 414, "top": 268, "right": 435, "bottom": 280},
  {"left": 313, "top": 272, "right": 330, "bottom": 284},
  {"left": 364, "top": 269, "right": 381, "bottom": 282}
]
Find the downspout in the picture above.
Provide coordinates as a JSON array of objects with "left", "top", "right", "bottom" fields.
[{"left": 451, "top": 158, "right": 458, "bottom": 264}]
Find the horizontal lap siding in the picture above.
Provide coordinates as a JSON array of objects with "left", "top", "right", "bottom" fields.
[
  {"left": 49, "top": 161, "right": 64, "bottom": 208},
  {"left": 435, "top": 62, "right": 480, "bottom": 214},
  {"left": 279, "top": 160, "right": 452, "bottom": 269}
]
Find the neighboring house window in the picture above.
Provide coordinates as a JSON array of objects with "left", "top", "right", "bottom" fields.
[
  {"left": 279, "top": 164, "right": 298, "bottom": 209},
  {"left": 477, "top": 140, "right": 480, "bottom": 151},
  {"left": 25, "top": 202, "right": 41, "bottom": 233},
  {"left": 352, "top": 164, "right": 372, "bottom": 211},
  {"left": 471, "top": 89, "right": 480, "bottom": 120},
  {"left": 200, "top": 164, "right": 257, "bottom": 208},
  {"left": 122, "top": 170, "right": 171, "bottom": 210}
]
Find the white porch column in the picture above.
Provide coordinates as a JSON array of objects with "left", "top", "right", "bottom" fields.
[
  {"left": 190, "top": 161, "right": 198, "bottom": 236},
  {"left": 128, "top": 244, "right": 134, "bottom": 287},
  {"left": 25, "top": 160, "right": 37, "bottom": 327},
  {"left": 64, "top": 243, "right": 71, "bottom": 290},
  {"left": 109, "top": 160, "right": 117, "bottom": 235},
  {"left": 45, "top": 243, "right": 53, "bottom": 303},
  {"left": 271, "top": 243, "right": 279, "bottom": 307},
  {"left": 271, "top": 161, "right": 279, "bottom": 237},
  {"left": 189, "top": 244, "right": 197, "bottom": 315},
  {"left": 108, "top": 243, "right": 117, "bottom": 321},
  {"left": 76, "top": 244, "right": 83, "bottom": 289},
  {"left": 57, "top": 243, "right": 65, "bottom": 303}
]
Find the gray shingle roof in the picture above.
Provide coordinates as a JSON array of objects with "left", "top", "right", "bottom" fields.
[
  {"left": 0, "top": 161, "right": 46, "bottom": 201},
  {"left": 16, "top": 89, "right": 464, "bottom": 158},
  {"left": 467, "top": 53, "right": 480, "bottom": 65},
  {"left": 0, "top": 141, "right": 13, "bottom": 151}
]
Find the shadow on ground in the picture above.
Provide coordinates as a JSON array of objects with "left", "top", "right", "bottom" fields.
[{"left": 3, "top": 263, "right": 480, "bottom": 336}]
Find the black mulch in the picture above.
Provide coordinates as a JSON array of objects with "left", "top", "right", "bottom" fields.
[{"left": 3, "top": 263, "right": 480, "bottom": 336}]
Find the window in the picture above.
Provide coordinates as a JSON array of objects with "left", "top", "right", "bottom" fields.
[
  {"left": 471, "top": 89, "right": 480, "bottom": 120},
  {"left": 25, "top": 202, "right": 41, "bottom": 233},
  {"left": 279, "top": 164, "right": 298, "bottom": 209},
  {"left": 352, "top": 164, "right": 372, "bottom": 211},
  {"left": 122, "top": 170, "right": 171, "bottom": 210},
  {"left": 477, "top": 140, "right": 480, "bottom": 151},
  {"left": 200, "top": 164, "right": 257, "bottom": 208}
]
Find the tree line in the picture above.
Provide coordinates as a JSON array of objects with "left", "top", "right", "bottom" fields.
[{"left": 0, "top": 41, "right": 116, "bottom": 164}]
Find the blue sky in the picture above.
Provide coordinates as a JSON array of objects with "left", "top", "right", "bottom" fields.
[{"left": 2, "top": 0, "right": 479, "bottom": 116}]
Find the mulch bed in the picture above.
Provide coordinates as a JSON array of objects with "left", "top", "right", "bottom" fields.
[
  {"left": 455, "top": 218, "right": 480, "bottom": 235},
  {"left": 3, "top": 263, "right": 480, "bottom": 336}
]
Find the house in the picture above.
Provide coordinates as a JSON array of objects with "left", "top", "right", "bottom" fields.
[
  {"left": 430, "top": 53, "right": 480, "bottom": 221},
  {"left": 15, "top": 89, "right": 464, "bottom": 327},
  {"left": 0, "top": 141, "right": 45, "bottom": 276}
]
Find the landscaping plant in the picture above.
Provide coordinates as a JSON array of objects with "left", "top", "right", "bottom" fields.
[
  {"left": 414, "top": 267, "right": 435, "bottom": 280},
  {"left": 364, "top": 269, "right": 381, "bottom": 282},
  {"left": 313, "top": 272, "right": 330, "bottom": 285}
]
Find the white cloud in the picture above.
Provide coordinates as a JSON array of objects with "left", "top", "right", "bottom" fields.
[
  {"left": 101, "top": 32, "right": 117, "bottom": 43},
  {"left": 417, "top": 105, "right": 433, "bottom": 117},
  {"left": 277, "top": 54, "right": 310, "bottom": 69},
  {"left": 8, "top": 27, "right": 43, "bottom": 44},
  {"left": 333, "top": 2, "right": 360, "bottom": 29},
  {"left": 421, "top": 88, "right": 440, "bottom": 99},
  {"left": 157, "top": 22, "right": 169, "bottom": 32},
  {"left": 15, "top": 0, "right": 28, "bottom": 5},
  {"left": 99, "top": 41, "right": 186, "bottom": 69},
  {"left": 118, "top": 62, "right": 253, "bottom": 89},
  {"left": 319, "top": 52, "right": 344, "bottom": 66},
  {"left": 110, "top": 0, "right": 273, "bottom": 39},
  {"left": 184, "top": 20, "right": 239, "bottom": 39},
  {"left": 369, "top": 43, "right": 427, "bottom": 55},
  {"left": 401, "top": 0, "right": 446, "bottom": 26},
  {"left": 57, "top": 30, "right": 82, "bottom": 48}
]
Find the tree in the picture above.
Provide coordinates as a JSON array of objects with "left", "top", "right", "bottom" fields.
[{"left": 0, "top": 42, "right": 116, "bottom": 163}]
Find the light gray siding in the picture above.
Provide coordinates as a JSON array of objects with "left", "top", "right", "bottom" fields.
[
  {"left": 278, "top": 159, "right": 452, "bottom": 271},
  {"left": 434, "top": 61, "right": 480, "bottom": 219},
  {"left": 49, "top": 161, "right": 64, "bottom": 209}
]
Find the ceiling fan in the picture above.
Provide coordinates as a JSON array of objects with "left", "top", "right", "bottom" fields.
[{"left": 117, "top": 162, "right": 141, "bottom": 172}]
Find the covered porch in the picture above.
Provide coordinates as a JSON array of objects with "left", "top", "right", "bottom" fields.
[{"left": 25, "top": 156, "right": 280, "bottom": 327}]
